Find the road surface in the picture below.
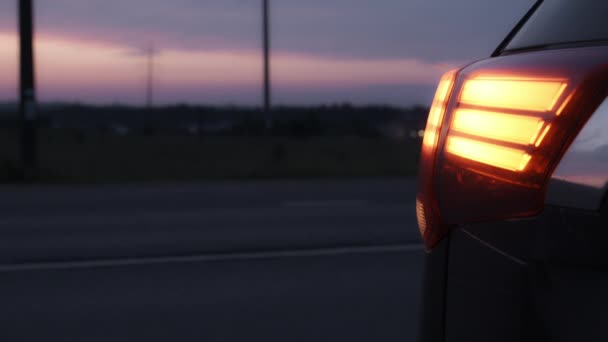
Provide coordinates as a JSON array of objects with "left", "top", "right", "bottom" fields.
[{"left": 0, "top": 178, "right": 424, "bottom": 341}]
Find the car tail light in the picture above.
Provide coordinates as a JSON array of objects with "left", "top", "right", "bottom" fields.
[
  {"left": 416, "top": 70, "right": 457, "bottom": 242},
  {"left": 417, "top": 48, "right": 608, "bottom": 249},
  {"left": 445, "top": 76, "right": 567, "bottom": 175}
]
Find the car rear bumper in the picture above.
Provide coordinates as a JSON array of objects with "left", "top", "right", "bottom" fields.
[{"left": 419, "top": 204, "right": 608, "bottom": 342}]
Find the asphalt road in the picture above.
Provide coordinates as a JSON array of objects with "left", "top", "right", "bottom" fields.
[
  {"left": 0, "top": 178, "right": 421, "bottom": 262},
  {"left": 0, "top": 178, "right": 424, "bottom": 341}
]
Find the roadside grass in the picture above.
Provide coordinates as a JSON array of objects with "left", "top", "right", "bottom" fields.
[{"left": 0, "top": 128, "right": 421, "bottom": 184}]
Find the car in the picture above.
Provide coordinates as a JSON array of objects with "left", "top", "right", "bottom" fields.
[{"left": 416, "top": 0, "right": 608, "bottom": 341}]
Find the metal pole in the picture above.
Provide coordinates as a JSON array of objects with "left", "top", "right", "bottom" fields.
[
  {"left": 19, "top": 0, "right": 37, "bottom": 180},
  {"left": 263, "top": 0, "right": 272, "bottom": 133}
]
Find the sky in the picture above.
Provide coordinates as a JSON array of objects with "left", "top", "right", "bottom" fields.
[{"left": 0, "top": 0, "right": 534, "bottom": 107}]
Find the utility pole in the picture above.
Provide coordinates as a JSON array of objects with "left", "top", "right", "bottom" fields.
[
  {"left": 19, "top": 0, "right": 37, "bottom": 180},
  {"left": 146, "top": 44, "right": 156, "bottom": 108},
  {"left": 262, "top": 0, "right": 272, "bottom": 133}
]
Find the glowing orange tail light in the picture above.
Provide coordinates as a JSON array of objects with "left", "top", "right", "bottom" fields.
[
  {"left": 422, "top": 71, "right": 457, "bottom": 150},
  {"left": 446, "top": 136, "right": 532, "bottom": 172},
  {"left": 460, "top": 77, "right": 567, "bottom": 112},
  {"left": 416, "top": 70, "right": 457, "bottom": 243},
  {"left": 446, "top": 77, "right": 568, "bottom": 173},
  {"left": 416, "top": 53, "right": 608, "bottom": 250},
  {"left": 451, "top": 109, "right": 545, "bottom": 146}
]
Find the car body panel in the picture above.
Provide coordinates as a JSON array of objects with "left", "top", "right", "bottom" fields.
[
  {"left": 419, "top": 2, "right": 608, "bottom": 339},
  {"left": 444, "top": 202, "right": 607, "bottom": 342},
  {"left": 548, "top": 97, "right": 608, "bottom": 210}
]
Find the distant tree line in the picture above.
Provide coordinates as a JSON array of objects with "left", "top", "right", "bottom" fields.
[{"left": 0, "top": 103, "right": 429, "bottom": 139}]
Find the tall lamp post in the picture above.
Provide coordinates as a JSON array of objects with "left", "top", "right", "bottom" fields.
[
  {"left": 263, "top": 0, "right": 272, "bottom": 133},
  {"left": 19, "top": 0, "right": 37, "bottom": 180}
]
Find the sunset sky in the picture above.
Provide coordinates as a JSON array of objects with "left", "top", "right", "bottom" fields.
[{"left": 0, "top": 0, "right": 533, "bottom": 106}]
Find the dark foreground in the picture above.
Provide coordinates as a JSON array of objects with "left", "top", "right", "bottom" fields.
[{"left": 0, "top": 179, "right": 424, "bottom": 341}]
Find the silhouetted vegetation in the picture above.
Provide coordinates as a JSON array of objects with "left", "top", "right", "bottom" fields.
[
  {"left": 0, "top": 103, "right": 428, "bottom": 183},
  {"left": 7, "top": 103, "right": 427, "bottom": 137}
]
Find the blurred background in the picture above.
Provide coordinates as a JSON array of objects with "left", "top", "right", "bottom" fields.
[
  {"left": 0, "top": 1, "right": 533, "bottom": 341},
  {"left": 0, "top": 0, "right": 533, "bottom": 183}
]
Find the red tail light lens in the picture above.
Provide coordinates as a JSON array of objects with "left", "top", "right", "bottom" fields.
[
  {"left": 445, "top": 76, "right": 568, "bottom": 178},
  {"left": 417, "top": 48, "right": 608, "bottom": 249},
  {"left": 422, "top": 71, "right": 457, "bottom": 151},
  {"left": 417, "top": 70, "right": 457, "bottom": 243}
]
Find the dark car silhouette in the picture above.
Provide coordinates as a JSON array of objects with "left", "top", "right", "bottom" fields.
[{"left": 417, "top": 1, "right": 608, "bottom": 341}]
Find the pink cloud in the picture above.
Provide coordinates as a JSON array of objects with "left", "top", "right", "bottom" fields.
[{"left": 0, "top": 31, "right": 456, "bottom": 104}]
